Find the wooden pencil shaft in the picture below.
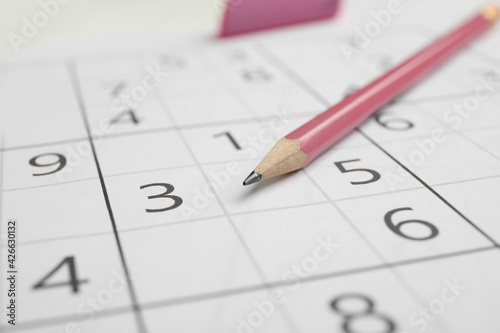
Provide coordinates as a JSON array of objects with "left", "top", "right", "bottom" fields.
[
  {"left": 286, "top": 6, "right": 497, "bottom": 167},
  {"left": 247, "top": 5, "right": 498, "bottom": 183}
]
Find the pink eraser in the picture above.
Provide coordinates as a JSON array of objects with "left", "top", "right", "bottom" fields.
[{"left": 219, "top": 0, "right": 341, "bottom": 37}]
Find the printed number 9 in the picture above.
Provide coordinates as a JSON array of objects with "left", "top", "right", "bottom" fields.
[{"left": 29, "top": 153, "right": 67, "bottom": 176}]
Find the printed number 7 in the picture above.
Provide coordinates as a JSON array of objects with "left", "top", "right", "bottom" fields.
[{"left": 334, "top": 159, "right": 381, "bottom": 185}]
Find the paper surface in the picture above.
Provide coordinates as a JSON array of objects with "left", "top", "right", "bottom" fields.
[{"left": 1, "top": 3, "right": 500, "bottom": 332}]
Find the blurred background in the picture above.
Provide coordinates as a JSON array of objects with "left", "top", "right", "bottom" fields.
[
  {"left": 0, "top": 0, "right": 488, "bottom": 58},
  {"left": 0, "top": 0, "right": 218, "bottom": 57}
]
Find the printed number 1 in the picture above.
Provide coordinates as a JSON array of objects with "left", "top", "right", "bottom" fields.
[{"left": 214, "top": 131, "right": 242, "bottom": 150}]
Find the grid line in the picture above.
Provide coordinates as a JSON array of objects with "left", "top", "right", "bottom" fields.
[
  {"left": 151, "top": 73, "right": 272, "bottom": 286},
  {"left": 6, "top": 172, "right": 500, "bottom": 249},
  {"left": 410, "top": 101, "right": 500, "bottom": 163},
  {"left": 253, "top": 40, "right": 500, "bottom": 316},
  {"left": 4, "top": 245, "right": 496, "bottom": 331},
  {"left": 150, "top": 52, "right": 306, "bottom": 332},
  {"left": 260, "top": 33, "right": 440, "bottom": 303},
  {"left": 201, "top": 49, "right": 320, "bottom": 333},
  {"left": 300, "top": 169, "right": 430, "bottom": 304},
  {"left": 253, "top": 42, "right": 499, "bottom": 247},
  {"left": 358, "top": 129, "right": 499, "bottom": 246},
  {"left": 2, "top": 22, "right": 500, "bottom": 331},
  {"left": 67, "top": 62, "right": 147, "bottom": 333},
  {"left": 5, "top": 124, "right": 500, "bottom": 194}
]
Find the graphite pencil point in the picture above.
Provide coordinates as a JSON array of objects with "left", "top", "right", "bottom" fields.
[{"left": 243, "top": 172, "right": 262, "bottom": 186}]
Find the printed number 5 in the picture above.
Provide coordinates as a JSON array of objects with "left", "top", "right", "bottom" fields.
[
  {"left": 140, "top": 183, "right": 183, "bottom": 213},
  {"left": 334, "top": 159, "right": 381, "bottom": 185}
]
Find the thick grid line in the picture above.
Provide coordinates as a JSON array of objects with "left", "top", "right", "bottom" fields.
[
  {"left": 4, "top": 124, "right": 500, "bottom": 194},
  {"left": 253, "top": 43, "right": 440, "bottom": 305},
  {"left": 4, "top": 245, "right": 496, "bottom": 331},
  {"left": 67, "top": 62, "right": 147, "bottom": 333},
  {"left": 3, "top": 23, "right": 500, "bottom": 331},
  {"left": 254, "top": 42, "right": 500, "bottom": 247},
  {"left": 300, "top": 169, "right": 429, "bottom": 304},
  {"left": 6, "top": 171, "right": 500, "bottom": 249},
  {"left": 253, "top": 40, "right": 500, "bottom": 317},
  {"left": 410, "top": 100, "right": 500, "bottom": 163},
  {"left": 3, "top": 46, "right": 499, "bottom": 252},
  {"left": 358, "top": 130, "right": 499, "bottom": 246}
]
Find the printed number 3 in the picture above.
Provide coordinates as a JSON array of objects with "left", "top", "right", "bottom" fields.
[{"left": 140, "top": 183, "right": 183, "bottom": 213}]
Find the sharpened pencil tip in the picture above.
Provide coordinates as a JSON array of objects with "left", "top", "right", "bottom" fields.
[{"left": 243, "top": 172, "right": 262, "bottom": 186}]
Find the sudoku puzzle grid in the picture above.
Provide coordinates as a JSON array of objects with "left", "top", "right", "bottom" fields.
[{"left": 1, "top": 20, "right": 500, "bottom": 333}]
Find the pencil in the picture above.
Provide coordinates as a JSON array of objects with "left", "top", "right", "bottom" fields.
[{"left": 243, "top": 4, "right": 499, "bottom": 186}]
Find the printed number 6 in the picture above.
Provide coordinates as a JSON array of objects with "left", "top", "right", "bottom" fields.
[
  {"left": 384, "top": 207, "right": 439, "bottom": 241},
  {"left": 374, "top": 113, "right": 414, "bottom": 131},
  {"left": 140, "top": 183, "right": 183, "bottom": 213}
]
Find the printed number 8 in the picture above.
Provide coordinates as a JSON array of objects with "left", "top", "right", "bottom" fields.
[{"left": 331, "top": 293, "right": 396, "bottom": 333}]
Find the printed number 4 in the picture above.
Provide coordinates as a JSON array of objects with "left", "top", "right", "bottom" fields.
[{"left": 33, "top": 256, "right": 88, "bottom": 294}]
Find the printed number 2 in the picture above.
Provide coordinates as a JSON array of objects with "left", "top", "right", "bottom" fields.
[
  {"left": 140, "top": 183, "right": 183, "bottom": 213},
  {"left": 334, "top": 159, "right": 381, "bottom": 185}
]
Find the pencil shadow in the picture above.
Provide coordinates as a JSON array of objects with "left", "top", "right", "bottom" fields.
[{"left": 237, "top": 171, "right": 298, "bottom": 200}]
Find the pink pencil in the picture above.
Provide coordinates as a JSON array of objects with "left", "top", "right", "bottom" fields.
[{"left": 243, "top": 4, "right": 499, "bottom": 186}]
